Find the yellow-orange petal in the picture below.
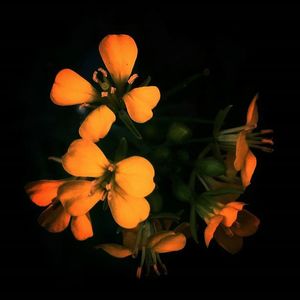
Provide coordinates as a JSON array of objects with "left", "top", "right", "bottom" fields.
[
  {"left": 214, "top": 226, "right": 243, "bottom": 254},
  {"left": 99, "top": 34, "right": 137, "bottom": 87},
  {"left": 108, "top": 188, "right": 150, "bottom": 229},
  {"left": 246, "top": 94, "right": 259, "bottom": 127},
  {"left": 115, "top": 156, "right": 155, "bottom": 198},
  {"left": 232, "top": 209, "right": 260, "bottom": 237},
  {"left": 58, "top": 180, "right": 104, "bottom": 216},
  {"left": 219, "top": 202, "right": 245, "bottom": 227},
  {"left": 70, "top": 213, "right": 93, "bottom": 241},
  {"left": 234, "top": 132, "right": 249, "bottom": 171},
  {"left": 204, "top": 215, "right": 223, "bottom": 247},
  {"left": 50, "top": 69, "right": 99, "bottom": 106},
  {"left": 79, "top": 105, "right": 116, "bottom": 143},
  {"left": 62, "top": 139, "right": 109, "bottom": 177},
  {"left": 96, "top": 243, "right": 132, "bottom": 258},
  {"left": 152, "top": 233, "right": 186, "bottom": 253},
  {"left": 241, "top": 150, "right": 257, "bottom": 187},
  {"left": 38, "top": 203, "right": 71, "bottom": 233},
  {"left": 147, "top": 231, "right": 175, "bottom": 248},
  {"left": 25, "top": 180, "right": 67, "bottom": 206},
  {"left": 123, "top": 86, "right": 160, "bottom": 123}
]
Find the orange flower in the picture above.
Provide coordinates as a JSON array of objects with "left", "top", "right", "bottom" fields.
[
  {"left": 96, "top": 220, "right": 187, "bottom": 278},
  {"left": 59, "top": 139, "right": 155, "bottom": 229},
  {"left": 197, "top": 200, "right": 260, "bottom": 254},
  {"left": 50, "top": 34, "right": 160, "bottom": 142},
  {"left": 217, "top": 94, "right": 273, "bottom": 187},
  {"left": 25, "top": 180, "right": 93, "bottom": 240}
]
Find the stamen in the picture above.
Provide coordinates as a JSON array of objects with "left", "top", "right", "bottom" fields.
[
  {"left": 261, "top": 138, "right": 274, "bottom": 145},
  {"left": 260, "top": 129, "right": 273, "bottom": 134},
  {"left": 105, "top": 183, "right": 112, "bottom": 191},
  {"left": 156, "top": 254, "right": 168, "bottom": 275},
  {"left": 219, "top": 126, "right": 247, "bottom": 135},
  {"left": 136, "top": 246, "right": 146, "bottom": 279},
  {"left": 98, "top": 67, "right": 108, "bottom": 78},
  {"left": 92, "top": 70, "right": 99, "bottom": 83},
  {"left": 110, "top": 86, "right": 116, "bottom": 94},
  {"left": 107, "top": 164, "right": 115, "bottom": 172},
  {"left": 101, "top": 91, "right": 108, "bottom": 98},
  {"left": 153, "top": 264, "right": 161, "bottom": 276},
  {"left": 128, "top": 73, "right": 139, "bottom": 85}
]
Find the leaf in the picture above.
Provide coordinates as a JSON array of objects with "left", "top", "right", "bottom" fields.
[{"left": 213, "top": 105, "right": 233, "bottom": 137}]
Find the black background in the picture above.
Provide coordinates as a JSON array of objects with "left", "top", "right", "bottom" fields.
[{"left": 1, "top": 3, "right": 299, "bottom": 294}]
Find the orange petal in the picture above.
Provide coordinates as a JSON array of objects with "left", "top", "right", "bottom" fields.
[
  {"left": 115, "top": 156, "right": 155, "bottom": 198},
  {"left": 70, "top": 213, "right": 93, "bottom": 241},
  {"left": 147, "top": 231, "right": 175, "bottom": 248},
  {"left": 79, "top": 105, "right": 116, "bottom": 143},
  {"left": 96, "top": 243, "right": 132, "bottom": 258},
  {"left": 234, "top": 132, "right": 249, "bottom": 171},
  {"left": 204, "top": 215, "right": 223, "bottom": 247},
  {"left": 123, "top": 86, "right": 160, "bottom": 123},
  {"left": 58, "top": 180, "right": 104, "bottom": 216},
  {"left": 62, "top": 139, "right": 109, "bottom": 177},
  {"left": 38, "top": 203, "right": 71, "bottom": 233},
  {"left": 152, "top": 233, "right": 186, "bottom": 253},
  {"left": 25, "top": 180, "right": 67, "bottom": 206},
  {"left": 214, "top": 226, "right": 243, "bottom": 254},
  {"left": 241, "top": 150, "right": 257, "bottom": 187},
  {"left": 225, "top": 152, "right": 238, "bottom": 178},
  {"left": 219, "top": 202, "right": 245, "bottom": 227},
  {"left": 246, "top": 94, "right": 258, "bottom": 127},
  {"left": 232, "top": 209, "right": 260, "bottom": 237},
  {"left": 50, "top": 69, "right": 99, "bottom": 106},
  {"left": 108, "top": 188, "right": 150, "bottom": 229},
  {"left": 99, "top": 34, "right": 137, "bottom": 87}
]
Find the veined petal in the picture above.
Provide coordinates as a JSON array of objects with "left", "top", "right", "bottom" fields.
[
  {"left": 58, "top": 180, "right": 104, "bottom": 216},
  {"left": 147, "top": 231, "right": 175, "bottom": 248},
  {"left": 241, "top": 150, "right": 257, "bottom": 187},
  {"left": 50, "top": 69, "right": 99, "bottom": 105},
  {"left": 79, "top": 105, "right": 116, "bottom": 143},
  {"left": 231, "top": 209, "right": 260, "bottom": 237},
  {"left": 204, "top": 215, "right": 223, "bottom": 247},
  {"left": 71, "top": 213, "right": 93, "bottom": 241},
  {"left": 25, "top": 180, "right": 67, "bottom": 206},
  {"left": 152, "top": 233, "right": 186, "bottom": 253},
  {"left": 115, "top": 156, "right": 155, "bottom": 198},
  {"left": 99, "top": 34, "right": 137, "bottom": 87},
  {"left": 246, "top": 94, "right": 258, "bottom": 127},
  {"left": 108, "top": 188, "right": 150, "bottom": 229},
  {"left": 96, "top": 243, "right": 132, "bottom": 258},
  {"left": 214, "top": 226, "right": 243, "bottom": 254},
  {"left": 219, "top": 202, "right": 245, "bottom": 227},
  {"left": 234, "top": 132, "right": 249, "bottom": 171},
  {"left": 123, "top": 86, "right": 160, "bottom": 123},
  {"left": 38, "top": 203, "right": 71, "bottom": 233},
  {"left": 62, "top": 139, "right": 109, "bottom": 177}
]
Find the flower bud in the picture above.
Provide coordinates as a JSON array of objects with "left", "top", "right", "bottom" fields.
[
  {"left": 196, "top": 157, "right": 226, "bottom": 176},
  {"left": 167, "top": 122, "right": 192, "bottom": 144}
]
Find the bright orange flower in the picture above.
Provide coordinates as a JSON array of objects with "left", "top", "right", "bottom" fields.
[
  {"left": 25, "top": 179, "right": 93, "bottom": 240},
  {"left": 96, "top": 220, "right": 187, "bottom": 278},
  {"left": 197, "top": 200, "right": 260, "bottom": 254},
  {"left": 59, "top": 139, "right": 155, "bottom": 229},
  {"left": 217, "top": 94, "right": 273, "bottom": 187},
  {"left": 50, "top": 34, "right": 160, "bottom": 142}
]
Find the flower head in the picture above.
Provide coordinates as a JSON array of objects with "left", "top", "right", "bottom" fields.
[
  {"left": 25, "top": 179, "right": 93, "bottom": 240},
  {"left": 59, "top": 139, "right": 155, "bottom": 229},
  {"left": 50, "top": 34, "right": 160, "bottom": 142}
]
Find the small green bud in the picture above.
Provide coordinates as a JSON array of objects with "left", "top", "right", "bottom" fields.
[
  {"left": 167, "top": 122, "right": 192, "bottom": 144},
  {"left": 196, "top": 157, "right": 226, "bottom": 176}
]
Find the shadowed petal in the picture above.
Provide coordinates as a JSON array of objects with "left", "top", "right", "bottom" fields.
[
  {"left": 204, "top": 215, "right": 223, "bottom": 247},
  {"left": 58, "top": 180, "right": 104, "bottom": 216},
  {"left": 79, "top": 105, "right": 116, "bottom": 143},
  {"left": 153, "top": 233, "right": 186, "bottom": 253},
  {"left": 50, "top": 69, "right": 99, "bottom": 105},
  {"left": 96, "top": 243, "right": 132, "bottom": 258},
  {"left": 62, "top": 139, "right": 109, "bottom": 177},
  {"left": 246, "top": 94, "right": 258, "bottom": 127},
  {"left": 214, "top": 226, "right": 243, "bottom": 254},
  {"left": 108, "top": 188, "right": 150, "bottom": 229},
  {"left": 123, "top": 86, "right": 160, "bottom": 123},
  {"left": 231, "top": 209, "right": 260, "bottom": 237},
  {"left": 147, "top": 231, "right": 175, "bottom": 248},
  {"left": 115, "top": 156, "right": 155, "bottom": 198},
  {"left": 25, "top": 180, "right": 67, "bottom": 206},
  {"left": 234, "top": 132, "right": 249, "bottom": 171},
  {"left": 71, "top": 213, "right": 93, "bottom": 241},
  {"left": 219, "top": 202, "right": 245, "bottom": 227},
  {"left": 99, "top": 34, "right": 137, "bottom": 87},
  {"left": 38, "top": 203, "right": 71, "bottom": 233},
  {"left": 241, "top": 150, "right": 257, "bottom": 187}
]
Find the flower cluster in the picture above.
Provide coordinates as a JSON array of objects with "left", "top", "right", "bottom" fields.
[{"left": 25, "top": 34, "right": 273, "bottom": 278}]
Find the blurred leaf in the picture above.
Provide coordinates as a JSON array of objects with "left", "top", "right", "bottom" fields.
[{"left": 213, "top": 105, "right": 233, "bottom": 137}]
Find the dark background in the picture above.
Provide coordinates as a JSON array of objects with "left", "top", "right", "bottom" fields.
[{"left": 1, "top": 3, "right": 299, "bottom": 293}]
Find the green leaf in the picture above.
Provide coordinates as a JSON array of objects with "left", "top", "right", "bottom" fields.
[
  {"left": 190, "top": 206, "right": 199, "bottom": 243},
  {"left": 114, "top": 137, "right": 128, "bottom": 162},
  {"left": 213, "top": 105, "right": 233, "bottom": 137},
  {"left": 118, "top": 110, "right": 142, "bottom": 140},
  {"left": 195, "top": 157, "right": 226, "bottom": 176}
]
